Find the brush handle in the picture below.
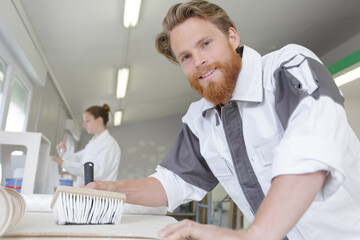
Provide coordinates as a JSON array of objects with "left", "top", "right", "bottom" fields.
[{"left": 84, "top": 162, "right": 94, "bottom": 186}]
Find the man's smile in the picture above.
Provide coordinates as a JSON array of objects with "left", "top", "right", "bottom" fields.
[{"left": 199, "top": 68, "right": 217, "bottom": 80}]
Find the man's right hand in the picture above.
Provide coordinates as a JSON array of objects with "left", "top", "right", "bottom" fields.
[{"left": 85, "top": 178, "right": 169, "bottom": 207}]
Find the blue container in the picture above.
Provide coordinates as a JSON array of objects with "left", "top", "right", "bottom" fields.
[
  {"left": 16, "top": 178, "right": 22, "bottom": 193},
  {"left": 5, "top": 178, "right": 22, "bottom": 193},
  {"left": 5, "top": 178, "right": 15, "bottom": 188},
  {"left": 59, "top": 179, "right": 73, "bottom": 186}
]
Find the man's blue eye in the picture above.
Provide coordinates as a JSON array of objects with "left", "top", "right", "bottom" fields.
[{"left": 183, "top": 55, "right": 190, "bottom": 61}]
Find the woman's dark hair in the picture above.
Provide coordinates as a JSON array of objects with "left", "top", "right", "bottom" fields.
[{"left": 85, "top": 104, "right": 111, "bottom": 126}]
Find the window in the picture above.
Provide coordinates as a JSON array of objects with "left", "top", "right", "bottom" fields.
[
  {"left": 5, "top": 76, "right": 30, "bottom": 132},
  {"left": 0, "top": 56, "right": 6, "bottom": 107}
]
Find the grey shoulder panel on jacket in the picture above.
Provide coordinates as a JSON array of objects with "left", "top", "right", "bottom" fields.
[{"left": 273, "top": 55, "right": 344, "bottom": 129}]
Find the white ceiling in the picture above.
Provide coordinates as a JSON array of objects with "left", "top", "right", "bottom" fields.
[{"left": 18, "top": 0, "right": 360, "bottom": 128}]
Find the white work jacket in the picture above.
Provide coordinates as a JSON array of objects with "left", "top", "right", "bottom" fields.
[
  {"left": 151, "top": 44, "right": 360, "bottom": 239},
  {"left": 62, "top": 129, "right": 121, "bottom": 186}
]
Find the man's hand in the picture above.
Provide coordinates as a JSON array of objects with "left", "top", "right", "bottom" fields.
[
  {"left": 85, "top": 178, "right": 169, "bottom": 207},
  {"left": 158, "top": 171, "right": 327, "bottom": 240},
  {"left": 158, "top": 219, "right": 252, "bottom": 240},
  {"left": 86, "top": 181, "right": 120, "bottom": 192}
]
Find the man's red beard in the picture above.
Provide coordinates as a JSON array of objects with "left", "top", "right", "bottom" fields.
[{"left": 188, "top": 46, "right": 242, "bottom": 105}]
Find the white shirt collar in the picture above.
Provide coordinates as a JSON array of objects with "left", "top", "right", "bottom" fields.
[{"left": 231, "top": 45, "right": 263, "bottom": 103}]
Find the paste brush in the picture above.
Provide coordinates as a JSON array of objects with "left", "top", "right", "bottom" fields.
[{"left": 51, "top": 162, "right": 126, "bottom": 225}]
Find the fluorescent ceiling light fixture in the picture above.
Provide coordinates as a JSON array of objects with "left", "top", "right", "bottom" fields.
[
  {"left": 116, "top": 68, "right": 129, "bottom": 98},
  {"left": 114, "top": 110, "right": 123, "bottom": 126},
  {"left": 123, "top": 0, "right": 142, "bottom": 28},
  {"left": 328, "top": 49, "right": 360, "bottom": 87},
  {"left": 335, "top": 65, "right": 360, "bottom": 87}
]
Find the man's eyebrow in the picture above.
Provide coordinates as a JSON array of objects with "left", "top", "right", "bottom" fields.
[
  {"left": 175, "top": 36, "right": 211, "bottom": 60},
  {"left": 176, "top": 50, "right": 187, "bottom": 60}
]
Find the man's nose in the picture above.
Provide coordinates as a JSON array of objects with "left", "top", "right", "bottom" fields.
[{"left": 194, "top": 52, "right": 207, "bottom": 68}]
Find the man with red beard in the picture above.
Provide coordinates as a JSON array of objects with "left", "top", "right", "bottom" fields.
[{"left": 88, "top": 1, "right": 360, "bottom": 239}]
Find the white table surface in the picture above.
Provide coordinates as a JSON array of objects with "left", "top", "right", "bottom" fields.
[{"left": 2, "top": 212, "right": 176, "bottom": 239}]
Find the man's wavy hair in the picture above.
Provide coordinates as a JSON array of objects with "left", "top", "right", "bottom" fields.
[{"left": 155, "top": 0, "right": 236, "bottom": 64}]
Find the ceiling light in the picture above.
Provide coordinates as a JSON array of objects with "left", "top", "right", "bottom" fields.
[
  {"left": 334, "top": 65, "right": 360, "bottom": 87},
  {"left": 328, "top": 49, "right": 360, "bottom": 87},
  {"left": 114, "top": 110, "right": 123, "bottom": 126},
  {"left": 123, "top": 0, "right": 142, "bottom": 28},
  {"left": 116, "top": 68, "right": 129, "bottom": 98}
]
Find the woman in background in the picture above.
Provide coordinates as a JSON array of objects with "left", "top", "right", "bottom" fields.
[{"left": 52, "top": 104, "right": 121, "bottom": 186}]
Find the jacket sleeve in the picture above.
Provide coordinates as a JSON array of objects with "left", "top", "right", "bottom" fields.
[
  {"left": 62, "top": 149, "right": 86, "bottom": 177},
  {"left": 153, "top": 122, "right": 218, "bottom": 211},
  {"left": 159, "top": 123, "right": 218, "bottom": 192},
  {"left": 271, "top": 45, "right": 360, "bottom": 202}
]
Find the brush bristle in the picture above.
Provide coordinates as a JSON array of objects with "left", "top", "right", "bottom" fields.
[{"left": 52, "top": 186, "right": 125, "bottom": 225}]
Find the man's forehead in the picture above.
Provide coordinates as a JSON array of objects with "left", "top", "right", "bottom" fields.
[
  {"left": 171, "top": 17, "right": 213, "bottom": 33},
  {"left": 169, "top": 18, "right": 222, "bottom": 51}
]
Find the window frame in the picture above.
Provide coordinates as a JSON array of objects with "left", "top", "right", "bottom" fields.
[
  {"left": 4, "top": 71, "right": 33, "bottom": 132},
  {"left": 0, "top": 40, "right": 33, "bottom": 131}
]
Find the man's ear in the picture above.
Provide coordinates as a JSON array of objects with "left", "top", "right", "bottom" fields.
[{"left": 228, "top": 27, "right": 240, "bottom": 50}]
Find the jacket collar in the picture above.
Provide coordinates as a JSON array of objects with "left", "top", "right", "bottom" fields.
[{"left": 91, "top": 129, "right": 109, "bottom": 142}]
